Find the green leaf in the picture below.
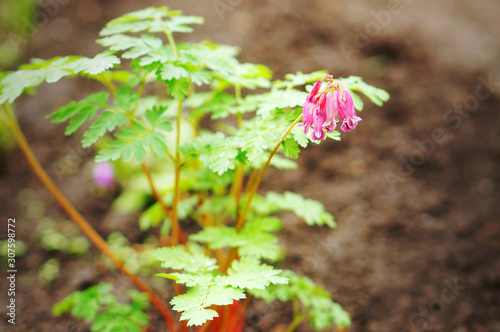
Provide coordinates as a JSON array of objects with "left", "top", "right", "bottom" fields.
[
  {"left": 98, "top": 34, "right": 163, "bottom": 58},
  {"left": 159, "top": 63, "right": 189, "bottom": 80},
  {"left": 256, "top": 89, "right": 308, "bottom": 116},
  {"left": 82, "top": 111, "right": 126, "bottom": 147},
  {"left": 282, "top": 137, "right": 300, "bottom": 159},
  {"left": 171, "top": 285, "right": 245, "bottom": 326},
  {"left": 338, "top": 76, "right": 390, "bottom": 107},
  {"left": 199, "top": 139, "right": 239, "bottom": 175},
  {"left": 191, "top": 218, "right": 283, "bottom": 261},
  {"left": 155, "top": 273, "right": 181, "bottom": 281},
  {"left": 95, "top": 122, "right": 169, "bottom": 164},
  {"left": 47, "top": 92, "right": 109, "bottom": 135},
  {"left": 217, "top": 63, "right": 272, "bottom": 90},
  {"left": 166, "top": 77, "right": 189, "bottom": 99},
  {"left": 221, "top": 257, "right": 288, "bottom": 290},
  {"left": 164, "top": 273, "right": 215, "bottom": 288},
  {"left": 197, "top": 93, "right": 236, "bottom": 120},
  {"left": 54, "top": 284, "right": 150, "bottom": 332},
  {"left": 325, "top": 131, "right": 341, "bottom": 141},
  {"left": 189, "top": 70, "right": 211, "bottom": 86},
  {"left": 152, "top": 245, "right": 218, "bottom": 273},
  {"left": 139, "top": 202, "right": 165, "bottom": 231},
  {"left": 127, "top": 290, "right": 150, "bottom": 310},
  {"left": 67, "top": 52, "right": 121, "bottom": 75},
  {"left": 254, "top": 191, "right": 336, "bottom": 228},
  {"left": 145, "top": 105, "right": 167, "bottom": 127},
  {"left": 273, "top": 70, "right": 328, "bottom": 89},
  {"left": 291, "top": 126, "right": 309, "bottom": 148},
  {"left": 190, "top": 226, "right": 239, "bottom": 249},
  {"left": 114, "top": 86, "right": 140, "bottom": 110},
  {"left": 251, "top": 270, "right": 351, "bottom": 330},
  {"left": 144, "top": 106, "right": 173, "bottom": 143},
  {"left": 242, "top": 216, "right": 284, "bottom": 233},
  {"left": 53, "top": 283, "right": 113, "bottom": 321},
  {"left": 0, "top": 54, "right": 119, "bottom": 104},
  {"left": 186, "top": 42, "right": 239, "bottom": 76},
  {"left": 350, "top": 91, "right": 364, "bottom": 111},
  {"left": 99, "top": 6, "right": 203, "bottom": 36}
]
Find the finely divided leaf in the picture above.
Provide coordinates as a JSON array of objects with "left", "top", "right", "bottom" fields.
[
  {"left": 221, "top": 257, "right": 288, "bottom": 290},
  {"left": 282, "top": 137, "right": 300, "bottom": 159},
  {"left": 152, "top": 245, "right": 218, "bottom": 273},
  {"left": 95, "top": 122, "right": 169, "bottom": 164},
  {"left": 338, "top": 76, "right": 390, "bottom": 107},
  {"left": 215, "top": 62, "right": 272, "bottom": 90},
  {"left": 160, "top": 63, "right": 189, "bottom": 80},
  {"left": 67, "top": 53, "right": 121, "bottom": 75},
  {"left": 251, "top": 270, "right": 351, "bottom": 330},
  {"left": 0, "top": 54, "right": 119, "bottom": 104},
  {"left": 166, "top": 77, "right": 190, "bottom": 99},
  {"left": 171, "top": 285, "right": 245, "bottom": 326},
  {"left": 254, "top": 191, "right": 336, "bottom": 228},
  {"left": 47, "top": 92, "right": 110, "bottom": 135},
  {"left": 82, "top": 111, "right": 126, "bottom": 147},
  {"left": 256, "top": 89, "right": 308, "bottom": 116},
  {"left": 114, "top": 86, "right": 140, "bottom": 110},
  {"left": 191, "top": 218, "right": 283, "bottom": 261},
  {"left": 273, "top": 70, "right": 328, "bottom": 89},
  {"left": 99, "top": 6, "right": 203, "bottom": 36}
]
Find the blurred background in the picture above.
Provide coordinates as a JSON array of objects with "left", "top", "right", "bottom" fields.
[{"left": 1, "top": 0, "right": 499, "bottom": 331}]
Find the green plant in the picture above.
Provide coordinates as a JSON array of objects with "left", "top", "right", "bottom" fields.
[
  {"left": 53, "top": 283, "right": 150, "bottom": 332},
  {"left": 0, "top": 6, "right": 389, "bottom": 331}
]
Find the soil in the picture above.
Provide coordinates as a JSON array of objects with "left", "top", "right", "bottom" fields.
[{"left": 1, "top": 0, "right": 500, "bottom": 331}]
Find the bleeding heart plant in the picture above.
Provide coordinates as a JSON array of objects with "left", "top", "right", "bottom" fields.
[{"left": 0, "top": 6, "right": 389, "bottom": 331}]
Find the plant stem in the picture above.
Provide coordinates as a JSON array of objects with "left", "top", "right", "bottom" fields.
[
  {"left": 170, "top": 99, "right": 183, "bottom": 246},
  {"left": 235, "top": 114, "right": 303, "bottom": 231},
  {"left": 235, "top": 84, "right": 243, "bottom": 128},
  {"left": 141, "top": 162, "right": 186, "bottom": 244},
  {"left": 162, "top": 24, "right": 179, "bottom": 59},
  {"left": 98, "top": 74, "right": 117, "bottom": 95},
  {"left": 284, "top": 313, "right": 308, "bottom": 332},
  {"left": 1, "top": 103, "right": 178, "bottom": 331},
  {"left": 232, "top": 84, "right": 245, "bottom": 217},
  {"left": 285, "top": 299, "right": 309, "bottom": 332},
  {"left": 232, "top": 165, "right": 245, "bottom": 219}
]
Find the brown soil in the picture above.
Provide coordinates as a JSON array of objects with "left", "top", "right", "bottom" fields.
[{"left": 1, "top": 1, "right": 499, "bottom": 331}]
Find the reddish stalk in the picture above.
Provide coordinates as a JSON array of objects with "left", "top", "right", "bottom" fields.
[
  {"left": 141, "top": 162, "right": 186, "bottom": 244},
  {"left": 3, "top": 104, "right": 178, "bottom": 332}
]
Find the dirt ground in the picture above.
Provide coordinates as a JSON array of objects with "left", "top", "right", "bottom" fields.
[{"left": 1, "top": 0, "right": 499, "bottom": 331}]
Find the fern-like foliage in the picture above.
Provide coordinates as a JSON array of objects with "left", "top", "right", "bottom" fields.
[
  {"left": 153, "top": 245, "right": 288, "bottom": 326},
  {"left": 252, "top": 191, "right": 336, "bottom": 227},
  {"left": 251, "top": 270, "right": 351, "bottom": 330},
  {"left": 53, "top": 283, "right": 150, "bottom": 332},
  {"left": 0, "top": 53, "right": 119, "bottom": 104}
]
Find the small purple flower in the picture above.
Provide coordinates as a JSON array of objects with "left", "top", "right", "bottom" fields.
[
  {"left": 92, "top": 162, "right": 115, "bottom": 189},
  {"left": 301, "top": 75, "right": 361, "bottom": 140}
]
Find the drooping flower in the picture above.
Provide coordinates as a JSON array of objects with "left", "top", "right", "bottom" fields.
[
  {"left": 337, "top": 89, "right": 362, "bottom": 132},
  {"left": 92, "top": 162, "right": 115, "bottom": 189},
  {"left": 301, "top": 75, "right": 361, "bottom": 140}
]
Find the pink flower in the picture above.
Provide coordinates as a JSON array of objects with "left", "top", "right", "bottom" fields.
[
  {"left": 337, "top": 89, "right": 362, "bottom": 132},
  {"left": 92, "top": 162, "right": 115, "bottom": 189},
  {"left": 301, "top": 76, "right": 361, "bottom": 140}
]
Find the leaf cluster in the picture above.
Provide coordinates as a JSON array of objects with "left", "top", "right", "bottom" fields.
[
  {"left": 153, "top": 245, "right": 287, "bottom": 326},
  {"left": 251, "top": 270, "right": 351, "bottom": 330},
  {"left": 53, "top": 283, "right": 150, "bottom": 332},
  {"left": 252, "top": 191, "right": 336, "bottom": 227}
]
